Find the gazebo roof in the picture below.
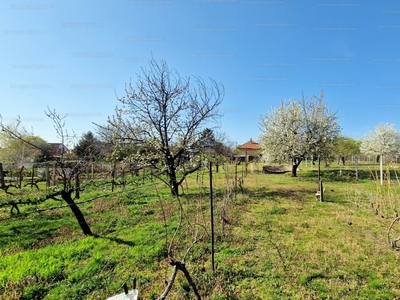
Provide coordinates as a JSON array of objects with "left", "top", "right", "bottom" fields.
[{"left": 238, "top": 138, "right": 260, "bottom": 150}]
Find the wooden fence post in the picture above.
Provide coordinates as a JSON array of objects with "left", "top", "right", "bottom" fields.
[
  {"left": 355, "top": 157, "right": 359, "bottom": 180},
  {"left": 122, "top": 167, "right": 125, "bottom": 190},
  {"left": 46, "top": 164, "right": 50, "bottom": 189},
  {"left": 112, "top": 162, "right": 116, "bottom": 192},
  {"left": 319, "top": 180, "right": 324, "bottom": 202},
  {"left": 209, "top": 161, "right": 215, "bottom": 272},
  {"left": 234, "top": 163, "right": 238, "bottom": 200},
  {"left": 31, "top": 166, "right": 35, "bottom": 182},
  {"left": 53, "top": 164, "right": 56, "bottom": 186},
  {"left": 210, "top": 161, "right": 215, "bottom": 272},
  {"left": 0, "top": 163, "right": 5, "bottom": 188}
]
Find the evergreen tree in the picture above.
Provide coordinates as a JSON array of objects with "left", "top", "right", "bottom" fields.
[{"left": 74, "top": 131, "right": 101, "bottom": 160}]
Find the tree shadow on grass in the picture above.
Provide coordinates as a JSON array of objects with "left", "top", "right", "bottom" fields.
[
  {"left": 300, "top": 169, "right": 373, "bottom": 182},
  {"left": 93, "top": 234, "right": 136, "bottom": 248},
  {"left": 246, "top": 186, "right": 315, "bottom": 202},
  {"left": 0, "top": 216, "right": 75, "bottom": 250}
]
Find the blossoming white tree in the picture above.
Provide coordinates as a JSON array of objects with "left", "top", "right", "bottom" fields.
[
  {"left": 360, "top": 123, "right": 400, "bottom": 186},
  {"left": 259, "top": 92, "right": 341, "bottom": 177}
]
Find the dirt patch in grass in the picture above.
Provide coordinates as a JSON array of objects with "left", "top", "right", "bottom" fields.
[
  {"left": 87, "top": 197, "right": 119, "bottom": 213},
  {"left": 46, "top": 208, "right": 64, "bottom": 216},
  {"left": 246, "top": 186, "right": 314, "bottom": 202}
]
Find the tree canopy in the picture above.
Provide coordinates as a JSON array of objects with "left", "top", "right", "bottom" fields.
[
  {"left": 0, "top": 135, "right": 50, "bottom": 165},
  {"left": 333, "top": 136, "right": 361, "bottom": 165},
  {"left": 360, "top": 123, "right": 400, "bottom": 157},
  {"left": 0, "top": 119, "right": 50, "bottom": 165},
  {"left": 73, "top": 131, "right": 102, "bottom": 160},
  {"left": 360, "top": 123, "right": 400, "bottom": 185},
  {"left": 259, "top": 92, "right": 341, "bottom": 177}
]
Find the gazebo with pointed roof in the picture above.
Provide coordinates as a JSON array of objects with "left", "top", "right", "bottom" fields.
[
  {"left": 236, "top": 138, "right": 261, "bottom": 163},
  {"left": 238, "top": 138, "right": 260, "bottom": 151}
]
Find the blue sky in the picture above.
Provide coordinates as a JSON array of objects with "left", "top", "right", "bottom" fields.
[{"left": 1, "top": 0, "right": 400, "bottom": 148}]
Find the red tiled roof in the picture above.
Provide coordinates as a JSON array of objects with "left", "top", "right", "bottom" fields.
[{"left": 238, "top": 138, "right": 261, "bottom": 150}]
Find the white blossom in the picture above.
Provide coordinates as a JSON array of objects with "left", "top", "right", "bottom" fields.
[
  {"left": 360, "top": 123, "right": 400, "bottom": 185},
  {"left": 259, "top": 92, "right": 340, "bottom": 176}
]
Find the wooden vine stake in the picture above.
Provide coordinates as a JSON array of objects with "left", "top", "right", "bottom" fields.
[
  {"left": 0, "top": 163, "right": 5, "bottom": 188},
  {"left": 387, "top": 216, "right": 400, "bottom": 250}
]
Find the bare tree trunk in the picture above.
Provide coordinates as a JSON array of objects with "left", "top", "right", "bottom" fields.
[
  {"left": 61, "top": 190, "right": 92, "bottom": 235},
  {"left": 167, "top": 155, "right": 180, "bottom": 196},
  {"left": 177, "top": 261, "right": 201, "bottom": 300},
  {"left": 158, "top": 261, "right": 201, "bottom": 300},
  {"left": 168, "top": 163, "right": 180, "bottom": 196},
  {"left": 291, "top": 158, "right": 302, "bottom": 177},
  {"left": 170, "top": 181, "right": 180, "bottom": 196},
  {"left": 291, "top": 165, "right": 297, "bottom": 177},
  {"left": 157, "top": 265, "right": 178, "bottom": 300},
  {"left": 18, "top": 166, "right": 24, "bottom": 188},
  {"left": 291, "top": 163, "right": 299, "bottom": 177}
]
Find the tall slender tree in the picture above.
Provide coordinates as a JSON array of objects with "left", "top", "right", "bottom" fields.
[{"left": 73, "top": 131, "right": 102, "bottom": 160}]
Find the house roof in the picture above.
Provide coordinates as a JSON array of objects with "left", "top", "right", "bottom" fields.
[
  {"left": 238, "top": 138, "right": 261, "bottom": 150},
  {"left": 48, "top": 143, "right": 69, "bottom": 154}
]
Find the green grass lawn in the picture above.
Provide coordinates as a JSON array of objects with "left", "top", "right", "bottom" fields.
[{"left": 1, "top": 161, "right": 400, "bottom": 299}]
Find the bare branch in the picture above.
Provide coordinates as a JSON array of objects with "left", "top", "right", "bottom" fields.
[{"left": 96, "top": 58, "right": 224, "bottom": 195}]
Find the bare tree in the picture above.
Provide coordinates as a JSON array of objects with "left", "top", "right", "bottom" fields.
[
  {"left": 0, "top": 110, "right": 92, "bottom": 235},
  {"left": 97, "top": 59, "right": 224, "bottom": 195},
  {"left": 259, "top": 92, "right": 341, "bottom": 177},
  {"left": 44, "top": 108, "right": 92, "bottom": 235}
]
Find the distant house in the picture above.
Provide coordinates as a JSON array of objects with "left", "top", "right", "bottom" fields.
[
  {"left": 235, "top": 138, "right": 261, "bottom": 163},
  {"left": 47, "top": 143, "right": 70, "bottom": 161}
]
